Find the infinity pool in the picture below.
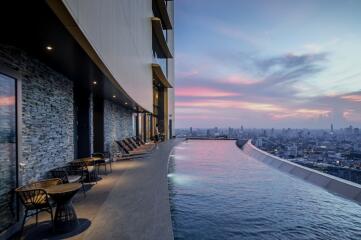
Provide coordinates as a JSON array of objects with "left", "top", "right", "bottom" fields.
[{"left": 168, "top": 140, "right": 361, "bottom": 240}]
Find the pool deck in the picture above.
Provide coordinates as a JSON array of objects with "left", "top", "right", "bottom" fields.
[{"left": 17, "top": 139, "right": 182, "bottom": 240}]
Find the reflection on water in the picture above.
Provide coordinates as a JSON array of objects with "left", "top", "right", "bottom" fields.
[{"left": 168, "top": 140, "right": 361, "bottom": 240}]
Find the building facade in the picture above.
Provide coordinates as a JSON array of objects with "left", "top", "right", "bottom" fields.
[{"left": 0, "top": 0, "right": 174, "bottom": 237}]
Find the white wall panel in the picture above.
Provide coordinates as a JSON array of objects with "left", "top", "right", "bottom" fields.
[{"left": 63, "top": 0, "right": 154, "bottom": 112}]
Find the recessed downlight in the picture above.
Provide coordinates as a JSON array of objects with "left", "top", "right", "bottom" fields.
[
  {"left": 45, "top": 45, "right": 53, "bottom": 51},
  {"left": 93, "top": 81, "right": 97, "bottom": 85},
  {"left": 113, "top": 95, "right": 116, "bottom": 98}
]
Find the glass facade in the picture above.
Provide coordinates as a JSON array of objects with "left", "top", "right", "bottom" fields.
[
  {"left": 0, "top": 73, "right": 17, "bottom": 233},
  {"left": 153, "top": 50, "right": 168, "bottom": 78}
]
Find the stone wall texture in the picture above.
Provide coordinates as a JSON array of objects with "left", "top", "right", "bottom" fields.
[
  {"left": 103, "top": 99, "right": 133, "bottom": 155},
  {"left": 0, "top": 45, "right": 74, "bottom": 184}
]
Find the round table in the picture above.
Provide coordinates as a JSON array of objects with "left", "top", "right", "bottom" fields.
[{"left": 46, "top": 183, "right": 81, "bottom": 233}]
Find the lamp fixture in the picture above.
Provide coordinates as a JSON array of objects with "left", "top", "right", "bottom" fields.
[{"left": 45, "top": 45, "right": 53, "bottom": 51}]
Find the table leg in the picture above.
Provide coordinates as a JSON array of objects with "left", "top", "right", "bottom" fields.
[{"left": 53, "top": 199, "right": 79, "bottom": 233}]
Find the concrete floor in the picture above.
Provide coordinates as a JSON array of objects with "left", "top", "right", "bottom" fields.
[{"left": 15, "top": 139, "right": 182, "bottom": 240}]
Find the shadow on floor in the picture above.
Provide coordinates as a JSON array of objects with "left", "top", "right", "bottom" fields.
[{"left": 12, "top": 218, "right": 91, "bottom": 240}]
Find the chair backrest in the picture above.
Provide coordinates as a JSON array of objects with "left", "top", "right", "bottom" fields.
[
  {"left": 136, "top": 136, "right": 146, "bottom": 145},
  {"left": 16, "top": 188, "right": 49, "bottom": 209},
  {"left": 116, "top": 140, "right": 130, "bottom": 154},
  {"left": 28, "top": 178, "right": 62, "bottom": 189},
  {"left": 51, "top": 168, "right": 69, "bottom": 183},
  {"left": 69, "top": 161, "right": 87, "bottom": 170},
  {"left": 15, "top": 178, "right": 61, "bottom": 209},
  {"left": 122, "top": 139, "right": 135, "bottom": 151},
  {"left": 128, "top": 138, "right": 140, "bottom": 147},
  {"left": 131, "top": 137, "right": 140, "bottom": 145}
]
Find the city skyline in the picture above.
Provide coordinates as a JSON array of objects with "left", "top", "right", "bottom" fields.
[{"left": 174, "top": 0, "right": 361, "bottom": 128}]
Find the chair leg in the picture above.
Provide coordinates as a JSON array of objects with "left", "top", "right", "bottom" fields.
[
  {"left": 49, "top": 208, "right": 55, "bottom": 231},
  {"left": 35, "top": 209, "right": 38, "bottom": 225},
  {"left": 82, "top": 182, "right": 86, "bottom": 198},
  {"left": 104, "top": 164, "right": 107, "bottom": 175},
  {"left": 20, "top": 209, "right": 28, "bottom": 236}
]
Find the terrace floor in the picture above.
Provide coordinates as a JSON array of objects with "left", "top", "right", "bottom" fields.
[{"left": 15, "top": 139, "right": 182, "bottom": 240}]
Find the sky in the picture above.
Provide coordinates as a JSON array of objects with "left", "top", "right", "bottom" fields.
[{"left": 174, "top": 0, "right": 361, "bottom": 129}]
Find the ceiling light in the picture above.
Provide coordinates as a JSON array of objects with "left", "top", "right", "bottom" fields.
[
  {"left": 113, "top": 95, "right": 116, "bottom": 98},
  {"left": 93, "top": 81, "right": 97, "bottom": 85},
  {"left": 45, "top": 45, "right": 53, "bottom": 51},
  {"left": 125, "top": 102, "right": 128, "bottom": 105}
]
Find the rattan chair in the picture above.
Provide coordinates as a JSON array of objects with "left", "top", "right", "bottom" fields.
[
  {"left": 50, "top": 167, "right": 86, "bottom": 197},
  {"left": 15, "top": 178, "right": 62, "bottom": 234},
  {"left": 92, "top": 152, "right": 112, "bottom": 174},
  {"left": 69, "top": 160, "right": 97, "bottom": 183}
]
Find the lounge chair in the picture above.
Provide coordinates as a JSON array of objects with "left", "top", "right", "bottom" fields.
[{"left": 116, "top": 140, "right": 149, "bottom": 156}]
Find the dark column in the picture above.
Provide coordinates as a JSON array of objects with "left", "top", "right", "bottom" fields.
[
  {"left": 93, "top": 95, "right": 104, "bottom": 153},
  {"left": 74, "top": 85, "right": 91, "bottom": 158},
  {"left": 135, "top": 113, "right": 139, "bottom": 137},
  {"left": 143, "top": 114, "right": 147, "bottom": 142}
]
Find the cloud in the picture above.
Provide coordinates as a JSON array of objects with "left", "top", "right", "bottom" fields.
[
  {"left": 177, "top": 69, "right": 199, "bottom": 78},
  {"left": 216, "top": 24, "right": 266, "bottom": 48},
  {"left": 343, "top": 109, "right": 361, "bottom": 122},
  {"left": 341, "top": 94, "right": 361, "bottom": 102},
  {"left": 270, "top": 108, "right": 331, "bottom": 120},
  {"left": 256, "top": 52, "right": 328, "bottom": 86},
  {"left": 176, "top": 99, "right": 284, "bottom": 112},
  {"left": 218, "top": 74, "right": 260, "bottom": 85},
  {"left": 175, "top": 87, "right": 240, "bottom": 97}
]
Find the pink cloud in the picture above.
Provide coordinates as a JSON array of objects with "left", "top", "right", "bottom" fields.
[
  {"left": 219, "top": 74, "right": 260, "bottom": 85},
  {"left": 343, "top": 109, "right": 361, "bottom": 122},
  {"left": 270, "top": 108, "right": 331, "bottom": 120},
  {"left": 176, "top": 99, "right": 331, "bottom": 121},
  {"left": 176, "top": 99, "right": 284, "bottom": 112},
  {"left": 177, "top": 70, "right": 199, "bottom": 78},
  {"left": 341, "top": 95, "right": 361, "bottom": 102},
  {"left": 175, "top": 87, "right": 240, "bottom": 97}
]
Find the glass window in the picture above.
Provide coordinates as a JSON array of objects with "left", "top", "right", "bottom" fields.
[{"left": 0, "top": 73, "right": 17, "bottom": 232}]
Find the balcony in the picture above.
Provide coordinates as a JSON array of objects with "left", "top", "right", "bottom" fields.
[
  {"left": 152, "top": 61, "right": 172, "bottom": 88},
  {"left": 153, "top": 0, "right": 172, "bottom": 29},
  {"left": 152, "top": 17, "right": 172, "bottom": 59}
]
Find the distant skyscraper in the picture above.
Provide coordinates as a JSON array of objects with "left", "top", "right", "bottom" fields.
[{"left": 331, "top": 123, "right": 334, "bottom": 132}]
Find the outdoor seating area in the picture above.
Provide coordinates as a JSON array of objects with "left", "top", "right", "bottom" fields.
[
  {"left": 12, "top": 137, "right": 158, "bottom": 239},
  {"left": 13, "top": 152, "right": 114, "bottom": 238},
  {"left": 9, "top": 139, "right": 179, "bottom": 240}
]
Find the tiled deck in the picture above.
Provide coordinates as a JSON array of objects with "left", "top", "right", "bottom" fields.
[{"left": 16, "top": 139, "right": 182, "bottom": 240}]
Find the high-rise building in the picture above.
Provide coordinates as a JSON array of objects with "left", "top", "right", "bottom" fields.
[{"left": 0, "top": 1, "right": 174, "bottom": 236}]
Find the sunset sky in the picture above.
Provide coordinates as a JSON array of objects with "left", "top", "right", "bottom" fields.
[{"left": 174, "top": 0, "right": 361, "bottom": 129}]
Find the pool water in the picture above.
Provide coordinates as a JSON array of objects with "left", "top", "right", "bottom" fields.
[{"left": 168, "top": 140, "right": 361, "bottom": 240}]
